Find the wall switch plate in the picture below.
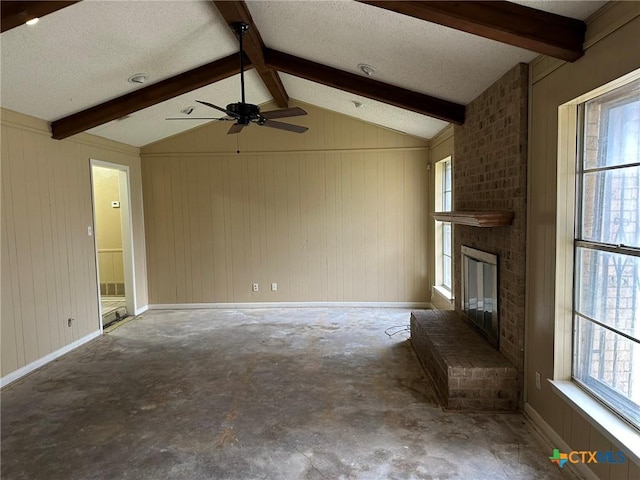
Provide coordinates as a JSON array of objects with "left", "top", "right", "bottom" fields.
[
  {"left": 535, "top": 371, "right": 541, "bottom": 390},
  {"left": 252, "top": 283, "right": 259, "bottom": 292},
  {"left": 111, "top": 201, "right": 120, "bottom": 208},
  {"left": 87, "top": 226, "right": 93, "bottom": 237},
  {"left": 271, "top": 283, "right": 277, "bottom": 291}
]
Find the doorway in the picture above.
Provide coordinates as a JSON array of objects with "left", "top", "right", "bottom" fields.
[{"left": 90, "top": 161, "right": 135, "bottom": 329}]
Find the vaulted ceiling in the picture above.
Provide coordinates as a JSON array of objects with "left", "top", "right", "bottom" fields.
[{"left": 0, "top": 0, "right": 605, "bottom": 147}]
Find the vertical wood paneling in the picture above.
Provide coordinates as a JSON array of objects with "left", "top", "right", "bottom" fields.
[
  {"left": 1, "top": 202, "right": 19, "bottom": 373},
  {"left": 141, "top": 104, "right": 430, "bottom": 304},
  {"left": 1, "top": 109, "right": 144, "bottom": 378},
  {"left": 273, "top": 156, "right": 290, "bottom": 300},
  {"left": 23, "top": 136, "right": 52, "bottom": 356},
  {"left": 9, "top": 129, "right": 40, "bottom": 364},
  {"left": 1, "top": 125, "right": 21, "bottom": 373}
]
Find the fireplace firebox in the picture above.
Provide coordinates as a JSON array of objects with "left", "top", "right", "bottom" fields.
[{"left": 461, "top": 246, "right": 499, "bottom": 348}]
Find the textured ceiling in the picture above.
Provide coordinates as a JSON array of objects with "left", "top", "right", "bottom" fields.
[
  {"left": 249, "top": 0, "right": 538, "bottom": 105},
  {"left": 280, "top": 74, "right": 449, "bottom": 140},
  {"left": 0, "top": 0, "right": 606, "bottom": 147}
]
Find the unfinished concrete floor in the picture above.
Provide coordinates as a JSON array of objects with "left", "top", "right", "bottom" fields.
[{"left": 1, "top": 308, "right": 575, "bottom": 480}]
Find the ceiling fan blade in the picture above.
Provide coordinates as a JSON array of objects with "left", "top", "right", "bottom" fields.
[
  {"left": 262, "top": 119, "right": 308, "bottom": 134},
  {"left": 196, "top": 100, "right": 239, "bottom": 118},
  {"left": 165, "top": 117, "right": 234, "bottom": 121},
  {"left": 228, "top": 123, "right": 245, "bottom": 134},
  {"left": 260, "top": 107, "right": 308, "bottom": 120}
]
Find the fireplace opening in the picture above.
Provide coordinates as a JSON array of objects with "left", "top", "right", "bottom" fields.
[{"left": 461, "top": 246, "right": 499, "bottom": 348}]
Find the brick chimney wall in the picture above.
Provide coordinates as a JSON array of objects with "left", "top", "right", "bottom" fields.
[{"left": 453, "top": 63, "right": 529, "bottom": 374}]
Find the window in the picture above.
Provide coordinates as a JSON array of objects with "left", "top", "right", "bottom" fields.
[
  {"left": 435, "top": 157, "right": 453, "bottom": 295},
  {"left": 573, "top": 78, "right": 640, "bottom": 429}
]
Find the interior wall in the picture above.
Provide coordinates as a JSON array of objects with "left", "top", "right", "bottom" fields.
[
  {"left": 526, "top": 3, "right": 640, "bottom": 479},
  {"left": 141, "top": 102, "right": 431, "bottom": 305},
  {"left": 1, "top": 109, "right": 147, "bottom": 380},
  {"left": 92, "top": 166, "right": 124, "bottom": 289},
  {"left": 428, "top": 125, "right": 454, "bottom": 310}
]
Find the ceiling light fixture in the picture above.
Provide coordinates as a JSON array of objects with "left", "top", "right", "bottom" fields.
[
  {"left": 128, "top": 74, "right": 147, "bottom": 84},
  {"left": 358, "top": 64, "right": 376, "bottom": 76},
  {"left": 25, "top": 17, "right": 39, "bottom": 26}
]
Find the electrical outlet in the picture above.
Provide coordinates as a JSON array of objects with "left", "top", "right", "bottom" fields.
[
  {"left": 271, "top": 283, "right": 277, "bottom": 292},
  {"left": 535, "top": 371, "right": 541, "bottom": 390},
  {"left": 252, "top": 283, "right": 259, "bottom": 292}
]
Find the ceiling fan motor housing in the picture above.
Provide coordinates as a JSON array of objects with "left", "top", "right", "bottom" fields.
[{"left": 227, "top": 102, "right": 260, "bottom": 125}]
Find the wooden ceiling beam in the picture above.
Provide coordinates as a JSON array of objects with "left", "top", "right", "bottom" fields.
[
  {"left": 213, "top": 1, "right": 288, "bottom": 108},
  {"left": 358, "top": 1, "right": 585, "bottom": 62},
  {"left": 1, "top": 1, "right": 80, "bottom": 33},
  {"left": 264, "top": 49, "right": 465, "bottom": 125},
  {"left": 51, "top": 54, "right": 245, "bottom": 140}
]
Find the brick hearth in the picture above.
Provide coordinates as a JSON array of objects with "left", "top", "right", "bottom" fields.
[{"left": 410, "top": 310, "right": 518, "bottom": 411}]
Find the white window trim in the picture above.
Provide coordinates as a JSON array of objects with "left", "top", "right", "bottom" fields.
[
  {"left": 434, "top": 156, "right": 453, "bottom": 296},
  {"left": 553, "top": 68, "right": 640, "bottom": 462}
]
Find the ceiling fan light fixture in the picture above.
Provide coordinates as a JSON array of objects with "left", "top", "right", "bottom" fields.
[
  {"left": 358, "top": 64, "right": 376, "bottom": 76},
  {"left": 128, "top": 74, "right": 147, "bottom": 85}
]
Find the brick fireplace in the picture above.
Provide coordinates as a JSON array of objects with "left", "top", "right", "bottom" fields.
[
  {"left": 411, "top": 63, "right": 528, "bottom": 411},
  {"left": 453, "top": 63, "right": 529, "bottom": 403}
]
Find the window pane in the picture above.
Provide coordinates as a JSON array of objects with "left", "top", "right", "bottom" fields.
[
  {"left": 443, "top": 191, "right": 452, "bottom": 211},
  {"left": 444, "top": 161, "right": 451, "bottom": 190},
  {"left": 583, "top": 81, "right": 640, "bottom": 170},
  {"left": 574, "top": 79, "right": 640, "bottom": 432},
  {"left": 581, "top": 166, "right": 640, "bottom": 248},
  {"left": 443, "top": 223, "right": 451, "bottom": 256},
  {"left": 575, "top": 247, "right": 640, "bottom": 339},
  {"left": 574, "top": 315, "right": 640, "bottom": 428},
  {"left": 443, "top": 254, "right": 451, "bottom": 290}
]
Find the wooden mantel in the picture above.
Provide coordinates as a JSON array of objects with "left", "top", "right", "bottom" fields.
[{"left": 432, "top": 211, "right": 514, "bottom": 227}]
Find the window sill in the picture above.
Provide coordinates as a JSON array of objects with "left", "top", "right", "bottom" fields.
[
  {"left": 549, "top": 380, "right": 640, "bottom": 464},
  {"left": 432, "top": 285, "right": 454, "bottom": 302}
]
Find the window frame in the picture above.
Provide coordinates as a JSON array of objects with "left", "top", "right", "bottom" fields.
[
  {"left": 434, "top": 156, "right": 453, "bottom": 297},
  {"left": 572, "top": 88, "right": 640, "bottom": 430},
  {"left": 554, "top": 72, "right": 640, "bottom": 435}
]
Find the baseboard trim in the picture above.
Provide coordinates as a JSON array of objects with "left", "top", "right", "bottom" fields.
[
  {"left": 1, "top": 330, "right": 102, "bottom": 389},
  {"left": 134, "top": 305, "right": 149, "bottom": 315},
  {"left": 149, "top": 302, "right": 432, "bottom": 310},
  {"left": 523, "top": 403, "right": 598, "bottom": 480}
]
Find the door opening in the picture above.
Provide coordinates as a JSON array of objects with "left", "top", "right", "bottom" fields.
[{"left": 90, "top": 161, "right": 135, "bottom": 330}]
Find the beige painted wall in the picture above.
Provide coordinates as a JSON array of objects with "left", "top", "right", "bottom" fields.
[
  {"left": 1, "top": 109, "right": 147, "bottom": 378},
  {"left": 526, "top": 3, "right": 640, "bottom": 479},
  {"left": 93, "top": 166, "right": 123, "bottom": 251},
  {"left": 141, "top": 102, "right": 431, "bottom": 304},
  {"left": 427, "top": 125, "right": 454, "bottom": 311},
  {"left": 93, "top": 166, "right": 124, "bottom": 285}
]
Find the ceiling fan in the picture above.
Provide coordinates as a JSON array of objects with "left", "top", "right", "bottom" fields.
[{"left": 167, "top": 22, "right": 308, "bottom": 134}]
